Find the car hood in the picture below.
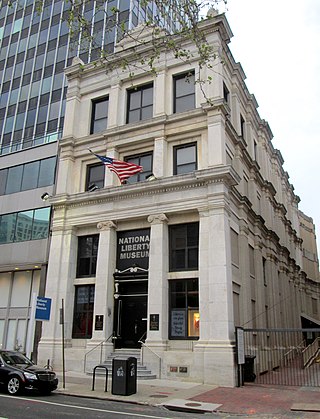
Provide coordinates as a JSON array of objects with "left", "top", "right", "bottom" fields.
[{"left": 12, "top": 364, "right": 52, "bottom": 374}]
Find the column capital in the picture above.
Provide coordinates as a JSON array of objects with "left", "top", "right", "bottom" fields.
[
  {"left": 97, "top": 220, "right": 117, "bottom": 231},
  {"left": 147, "top": 213, "right": 168, "bottom": 225}
]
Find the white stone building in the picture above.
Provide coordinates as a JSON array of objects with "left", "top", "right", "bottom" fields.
[{"left": 38, "top": 12, "right": 320, "bottom": 386}]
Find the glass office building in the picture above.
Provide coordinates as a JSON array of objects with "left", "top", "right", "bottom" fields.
[{"left": 0, "top": 0, "right": 185, "bottom": 356}]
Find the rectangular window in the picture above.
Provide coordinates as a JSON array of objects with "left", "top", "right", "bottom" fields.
[
  {"left": 90, "top": 96, "right": 109, "bottom": 134},
  {"left": 173, "top": 71, "right": 195, "bottom": 113},
  {"left": 169, "top": 279, "right": 199, "bottom": 339},
  {"left": 0, "top": 208, "right": 50, "bottom": 244},
  {"left": 127, "top": 83, "right": 153, "bottom": 123},
  {"left": 231, "top": 229, "right": 239, "bottom": 266},
  {"left": 77, "top": 235, "right": 99, "bottom": 278},
  {"left": 169, "top": 223, "right": 199, "bottom": 271},
  {"left": 249, "top": 245, "right": 255, "bottom": 277},
  {"left": 223, "top": 82, "right": 230, "bottom": 104},
  {"left": 173, "top": 143, "right": 197, "bottom": 175},
  {"left": 240, "top": 114, "right": 246, "bottom": 139},
  {"left": 86, "top": 163, "right": 105, "bottom": 191},
  {"left": 72, "top": 285, "right": 95, "bottom": 339},
  {"left": 125, "top": 152, "right": 153, "bottom": 183},
  {"left": 1, "top": 157, "right": 56, "bottom": 195}
]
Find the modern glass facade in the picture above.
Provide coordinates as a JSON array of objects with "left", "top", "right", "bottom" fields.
[{"left": 0, "top": 0, "right": 185, "bottom": 155}]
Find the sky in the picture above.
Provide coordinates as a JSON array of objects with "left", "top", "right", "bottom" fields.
[{"left": 213, "top": 0, "right": 320, "bottom": 254}]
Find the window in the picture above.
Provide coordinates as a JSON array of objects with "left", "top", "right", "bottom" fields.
[
  {"left": 223, "top": 82, "right": 230, "bottom": 104},
  {"left": 127, "top": 83, "right": 153, "bottom": 123},
  {"left": 169, "top": 223, "right": 199, "bottom": 271},
  {"left": 86, "top": 163, "right": 104, "bottom": 191},
  {"left": 125, "top": 152, "right": 153, "bottom": 183},
  {"left": 249, "top": 245, "right": 255, "bottom": 277},
  {"left": 240, "top": 114, "right": 246, "bottom": 139},
  {"left": 0, "top": 157, "right": 56, "bottom": 195},
  {"left": 0, "top": 208, "right": 50, "bottom": 244},
  {"left": 230, "top": 229, "right": 239, "bottom": 266},
  {"left": 72, "top": 285, "right": 95, "bottom": 339},
  {"left": 173, "top": 143, "right": 197, "bottom": 175},
  {"left": 173, "top": 71, "right": 195, "bottom": 113},
  {"left": 169, "top": 279, "right": 199, "bottom": 339},
  {"left": 77, "top": 235, "right": 99, "bottom": 277},
  {"left": 90, "top": 97, "right": 109, "bottom": 134}
]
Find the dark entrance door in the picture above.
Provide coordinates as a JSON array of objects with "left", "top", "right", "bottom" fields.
[{"left": 114, "top": 280, "right": 148, "bottom": 349}]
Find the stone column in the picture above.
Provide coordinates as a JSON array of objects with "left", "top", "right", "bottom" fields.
[
  {"left": 146, "top": 213, "right": 169, "bottom": 348},
  {"left": 153, "top": 137, "right": 167, "bottom": 178},
  {"left": 38, "top": 224, "right": 78, "bottom": 368},
  {"left": 194, "top": 201, "right": 235, "bottom": 386},
  {"left": 90, "top": 221, "right": 117, "bottom": 345}
]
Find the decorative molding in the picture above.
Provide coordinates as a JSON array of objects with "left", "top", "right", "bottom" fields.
[
  {"left": 97, "top": 221, "right": 117, "bottom": 231},
  {"left": 147, "top": 213, "right": 168, "bottom": 224}
]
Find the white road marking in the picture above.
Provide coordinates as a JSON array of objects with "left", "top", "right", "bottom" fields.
[{"left": 0, "top": 394, "right": 175, "bottom": 418}]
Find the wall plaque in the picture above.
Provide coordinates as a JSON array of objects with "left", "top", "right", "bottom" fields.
[
  {"left": 150, "top": 314, "right": 159, "bottom": 331},
  {"left": 95, "top": 315, "right": 104, "bottom": 331}
]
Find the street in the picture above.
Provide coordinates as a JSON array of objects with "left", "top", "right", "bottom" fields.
[{"left": 0, "top": 393, "right": 221, "bottom": 419}]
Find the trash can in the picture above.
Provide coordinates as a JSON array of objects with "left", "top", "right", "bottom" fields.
[
  {"left": 111, "top": 357, "right": 137, "bottom": 396},
  {"left": 243, "top": 355, "right": 256, "bottom": 382}
]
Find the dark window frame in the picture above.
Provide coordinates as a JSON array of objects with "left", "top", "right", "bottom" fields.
[
  {"left": 85, "top": 162, "right": 105, "bottom": 191},
  {"left": 126, "top": 83, "right": 153, "bottom": 124},
  {"left": 90, "top": 96, "right": 109, "bottom": 134},
  {"left": 76, "top": 235, "right": 99, "bottom": 278},
  {"left": 173, "top": 142, "right": 197, "bottom": 175},
  {"left": 169, "top": 222, "right": 199, "bottom": 271},
  {"left": 125, "top": 152, "right": 153, "bottom": 183},
  {"left": 169, "top": 278, "right": 199, "bottom": 340},
  {"left": 72, "top": 285, "right": 95, "bottom": 339},
  {"left": 173, "top": 70, "right": 195, "bottom": 114}
]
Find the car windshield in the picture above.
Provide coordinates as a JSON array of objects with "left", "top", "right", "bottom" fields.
[{"left": 1, "top": 352, "right": 33, "bottom": 366}]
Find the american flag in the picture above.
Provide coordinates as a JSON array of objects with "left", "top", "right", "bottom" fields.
[{"left": 89, "top": 150, "right": 143, "bottom": 184}]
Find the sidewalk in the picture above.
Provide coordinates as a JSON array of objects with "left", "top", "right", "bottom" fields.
[{"left": 56, "top": 371, "right": 320, "bottom": 417}]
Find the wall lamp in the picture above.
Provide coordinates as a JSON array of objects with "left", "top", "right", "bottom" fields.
[
  {"left": 88, "top": 183, "right": 99, "bottom": 192},
  {"left": 41, "top": 192, "right": 51, "bottom": 201},
  {"left": 146, "top": 174, "right": 157, "bottom": 181}
]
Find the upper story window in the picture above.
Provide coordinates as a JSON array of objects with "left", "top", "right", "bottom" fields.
[
  {"left": 173, "top": 71, "right": 195, "bottom": 113},
  {"left": 127, "top": 83, "right": 153, "bottom": 123},
  {"left": 86, "top": 163, "right": 104, "bottom": 191},
  {"left": 0, "top": 157, "right": 56, "bottom": 196},
  {"left": 90, "top": 96, "right": 109, "bottom": 134},
  {"left": 223, "top": 82, "right": 230, "bottom": 104},
  {"left": 77, "top": 235, "right": 99, "bottom": 278},
  {"left": 169, "top": 222, "right": 199, "bottom": 271},
  {"left": 173, "top": 143, "right": 197, "bottom": 175},
  {"left": 125, "top": 152, "right": 153, "bottom": 183},
  {"left": 0, "top": 207, "right": 51, "bottom": 244},
  {"left": 240, "top": 114, "right": 246, "bottom": 139}
]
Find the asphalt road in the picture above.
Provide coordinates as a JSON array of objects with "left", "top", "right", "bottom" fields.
[{"left": 0, "top": 393, "right": 217, "bottom": 419}]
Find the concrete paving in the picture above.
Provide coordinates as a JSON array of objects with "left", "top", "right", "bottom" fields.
[{"left": 56, "top": 371, "right": 320, "bottom": 417}]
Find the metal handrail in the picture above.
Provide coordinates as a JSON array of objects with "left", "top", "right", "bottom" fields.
[
  {"left": 138, "top": 335, "right": 162, "bottom": 379},
  {"left": 83, "top": 333, "right": 114, "bottom": 373}
]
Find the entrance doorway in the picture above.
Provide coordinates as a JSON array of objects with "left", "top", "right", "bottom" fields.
[{"left": 114, "top": 280, "right": 148, "bottom": 349}]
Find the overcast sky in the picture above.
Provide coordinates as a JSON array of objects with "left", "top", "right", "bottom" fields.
[{"left": 216, "top": 0, "right": 320, "bottom": 254}]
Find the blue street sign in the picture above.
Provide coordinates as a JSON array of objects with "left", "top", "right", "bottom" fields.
[{"left": 35, "top": 297, "right": 52, "bottom": 321}]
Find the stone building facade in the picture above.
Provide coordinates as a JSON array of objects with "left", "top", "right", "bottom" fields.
[{"left": 38, "top": 12, "right": 320, "bottom": 386}]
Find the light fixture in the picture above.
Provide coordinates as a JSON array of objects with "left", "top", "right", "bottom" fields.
[
  {"left": 146, "top": 174, "right": 157, "bottom": 181},
  {"left": 88, "top": 183, "right": 98, "bottom": 192},
  {"left": 41, "top": 192, "right": 50, "bottom": 201}
]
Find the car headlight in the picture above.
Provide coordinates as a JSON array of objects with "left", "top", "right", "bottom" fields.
[{"left": 24, "top": 372, "right": 37, "bottom": 380}]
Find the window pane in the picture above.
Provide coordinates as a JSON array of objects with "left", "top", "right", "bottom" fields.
[
  {"left": 0, "top": 169, "right": 8, "bottom": 195},
  {"left": 6, "top": 166, "right": 23, "bottom": 194},
  {"left": 32, "top": 208, "right": 50, "bottom": 239},
  {"left": 86, "top": 164, "right": 104, "bottom": 190},
  {"left": 142, "top": 87, "right": 153, "bottom": 106},
  {"left": 129, "top": 90, "right": 141, "bottom": 110},
  {"left": 15, "top": 210, "right": 33, "bottom": 241},
  {"left": 0, "top": 213, "right": 17, "bottom": 244},
  {"left": 77, "top": 235, "right": 99, "bottom": 277},
  {"left": 72, "top": 285, "right": 95, "bottom": 338},
  {"left": 38, "top": 157, "right": 56, "bottom": 187},
  {"left": 175, "top": 96, "right": 195, "bottom": 113},
  {"left": 21, "top": 161, "right": 39, "bottom": 190}
]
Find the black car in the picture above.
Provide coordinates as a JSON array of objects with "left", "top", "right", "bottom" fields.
[{"left": 0, "top": 350, "right": 58, "bottom": 395}]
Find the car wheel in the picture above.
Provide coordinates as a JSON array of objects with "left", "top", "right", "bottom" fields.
[{"left": 7, "top": 376, "right": 23, "bottom": 395}]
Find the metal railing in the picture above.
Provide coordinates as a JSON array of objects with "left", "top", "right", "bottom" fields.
[
  {"left": 83, "top": 333, "right": 114, "bottom": 373},
  {"left": 0, "top": 131, "right": 62, "bottom": 155},
  {"left": 302, "top": 337, "right": 320, "bottom": 368},
  {"left": 138, "top": 332, "right": 162, "bottom": 379}
]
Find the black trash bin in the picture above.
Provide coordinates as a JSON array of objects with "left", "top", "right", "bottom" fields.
[
  {"left": 243, "top": 355, "right": 256, "bottom": 382},
  {"left": 111, "top": 357, "right": 137, "bottom": 396}
]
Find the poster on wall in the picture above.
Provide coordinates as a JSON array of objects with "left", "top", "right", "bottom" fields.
[
  {"left": 171, "top": 310, "right": 186, "bottom": 337},
  {"left": 116, "top": 228, "right": 150, "bottom": 271}
]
